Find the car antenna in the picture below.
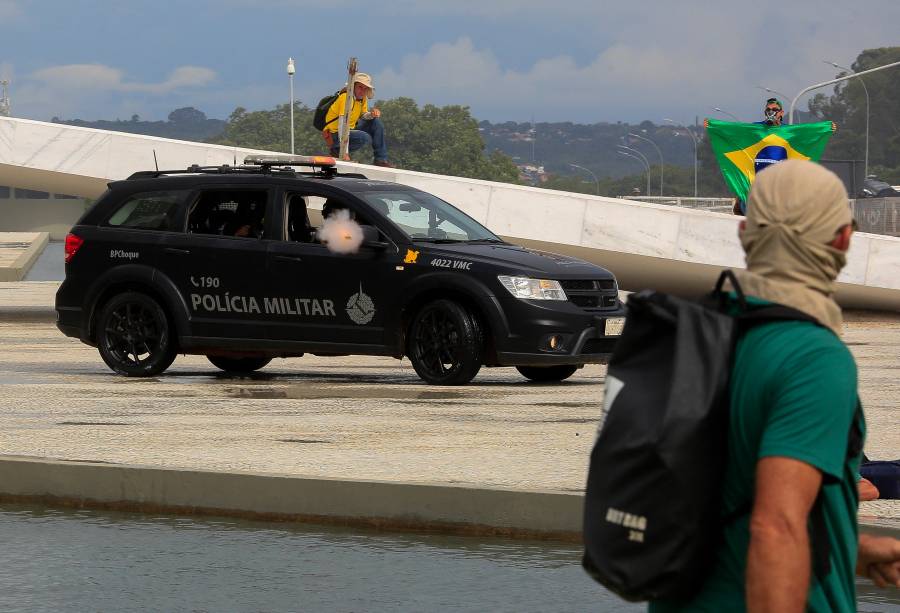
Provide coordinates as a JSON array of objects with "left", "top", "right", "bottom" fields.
[{"left": 153, "top": 149, "right": 159, "bottom": 172}]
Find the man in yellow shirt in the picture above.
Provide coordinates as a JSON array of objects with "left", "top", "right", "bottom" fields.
[{"left": 322, "top": 73, "right": 391, "bottom": 167}]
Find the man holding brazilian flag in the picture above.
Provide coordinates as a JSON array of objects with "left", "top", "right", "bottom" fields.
[{"left": 706, "top": 98, "right": 835, "bottom": 214}]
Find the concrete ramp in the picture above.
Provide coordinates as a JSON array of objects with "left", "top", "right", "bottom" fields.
[{"left": 1, "top": 116, "right": 898, "bottom": 310}]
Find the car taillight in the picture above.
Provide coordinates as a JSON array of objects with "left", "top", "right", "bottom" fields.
[{"left": 64, "top": 233, "right": 84, "bottom": 264}]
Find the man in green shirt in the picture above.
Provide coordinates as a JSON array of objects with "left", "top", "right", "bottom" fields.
[{"left": 650, "top": 160, "right": 900, "bottom": 612}]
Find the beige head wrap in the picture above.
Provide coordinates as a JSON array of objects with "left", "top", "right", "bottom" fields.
[{"left": 735, "top": 159, "right": 852, "bottom": 336}]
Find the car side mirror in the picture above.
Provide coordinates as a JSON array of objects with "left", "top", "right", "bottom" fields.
[{"left": 361, "top": 224, "right": 389, "bottom": 249}]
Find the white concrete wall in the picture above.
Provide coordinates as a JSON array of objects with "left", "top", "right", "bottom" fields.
[
  {"left": 0, "top": 196, "right": 87, "bottom": 239},
  {"left": 1, "top": 116, "right": 898, "bottom": 310}
]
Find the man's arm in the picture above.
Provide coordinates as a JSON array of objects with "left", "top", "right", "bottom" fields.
[
  {"left": 858, "top": 533, "right": 900, "bottom": 588},
  {"left": 858, "top": 476, "right": 880, "bottom": 501},
  {"left": 747, "top": 456, "right": 822, "bottom": 613}
]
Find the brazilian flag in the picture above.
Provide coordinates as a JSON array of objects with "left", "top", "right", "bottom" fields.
[{"left": 706, "top": 119, "right": 832, "bottom": 202}]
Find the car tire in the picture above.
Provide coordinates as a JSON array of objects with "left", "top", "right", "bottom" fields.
[
  {"left": 516, "top": 365, "right": 579, "bottom": 382},
  {"left": 408, "top": 299, "right": 483, "bottom": 385},
  {"left": 96, "top": 291, "right": 177, "bottom": 377},
  {"left": 207, "top": 356, "right": 272, "bottom": 373}
]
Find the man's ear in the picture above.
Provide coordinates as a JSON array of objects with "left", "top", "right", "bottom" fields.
[{"left": 829, "top": 225, "right": 853, "bottom": 252}]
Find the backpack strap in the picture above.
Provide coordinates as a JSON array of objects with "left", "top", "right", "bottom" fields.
[
  {"left": 808, "top": 494, "right": 831, "bottom": 580},
  {"left": 709, "top": 269, "right": 747, "bottom": 311},
  {"left": 708, "top": 270, "right": 823, "bottom": 330},
  {"left": 735, "top": 304, "right": 822, "bottom": 331}
]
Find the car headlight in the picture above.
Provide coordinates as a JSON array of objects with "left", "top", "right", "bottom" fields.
[{"left": 497, "top": 276, "right": 568, "bottom": 301}]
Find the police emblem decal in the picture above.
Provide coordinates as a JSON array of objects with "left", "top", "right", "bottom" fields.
[{"left": 346, "top": 283, "right": 375, "bottom": 325}]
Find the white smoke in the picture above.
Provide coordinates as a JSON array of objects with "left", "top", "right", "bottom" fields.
[{"left": 318, "top": 209, "right": 364, "bottom": 254}]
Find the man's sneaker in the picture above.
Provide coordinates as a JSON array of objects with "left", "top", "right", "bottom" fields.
[{"left": 374, "top": 159, "right": 395, "bottom": 168}]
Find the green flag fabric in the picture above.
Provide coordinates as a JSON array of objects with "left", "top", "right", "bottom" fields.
[{"left": 706, "top": 119, "right": 833, "bottom": 202}]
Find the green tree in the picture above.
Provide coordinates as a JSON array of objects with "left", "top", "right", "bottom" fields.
[
  {"left": 211, "top": 97, "right": 520, "bottom": 184},
  {"left": 213, "top": 103, "right": 323, "bottom": 155},
  {"left": 809, "top": 47, "right": 900, "bottom": 177}
]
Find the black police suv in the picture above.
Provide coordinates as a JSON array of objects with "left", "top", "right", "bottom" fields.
[{"left": 56, "top": 155, "right": 625, "bottom": 385}]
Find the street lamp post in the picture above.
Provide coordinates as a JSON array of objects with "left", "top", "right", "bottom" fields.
[
  {"left": 617, "top": 151, "right": 650, "bottom": 197},
  {"left": 617, "top": 144, "right": 650, "bottom": 172},
  {"left": 825, "top": 60, "right": 869, "bottom": 178},
  {"left": 287, "top": 57, "right": 296, "bottom": 155},
  {"left": 788, "top": 60, "right": 900, "bottom": 125},
  {"left": 569, "top": 163, "right": 600, "bottom": 196},
  {"left": 628, "top": 132, "right": 664, "bottom": 196},
  {"left": 712, "top": 107, "right": 740, "bottom": 122},
  {"left": 664, "top": 118, "right": 698, "bottom": 198},
  {"left": 757, "top": 85, "right": 789, "bottom": 102},
  {"left": 0, "top": 80, "right": 9, "bottom": 117}
]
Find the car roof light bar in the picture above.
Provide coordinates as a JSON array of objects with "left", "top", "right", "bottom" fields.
[
  {"left": 243, "top": 155, "right": 336, "bottom": 168},
  {"left": 125, "top": 156, "right": 340, "bottom": 180}
]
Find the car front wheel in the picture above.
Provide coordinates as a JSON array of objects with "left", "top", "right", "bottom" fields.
[
  {"left": 207, "top": 356, "right": 272, "bottom": 373},
  {"left": 516, "top": 365, "right": 580, "bottom": 382},
  {"left": 96, "top": 292, "right": 176, "bottom": 377},
  {"left": 408, "top": 299, "right": 483, "bottom": 385}
]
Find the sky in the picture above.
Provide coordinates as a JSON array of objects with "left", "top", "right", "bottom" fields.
[{"left": 1, "top": 0, "right": 898, "bottom": 125}]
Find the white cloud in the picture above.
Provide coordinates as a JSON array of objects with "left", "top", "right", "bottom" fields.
[
  {"left": 374, "top": 36, "right": 752, "bottom": 121},
  {"left": 152, "top": 66, "right": 218, "bottom": 92},
  {"left": 28, "top": 64, "right": 216, "bottom": 94},
  {"left": 372, "top": 0, "right": 899, "bottom": 124},
  {"left": 13, "top": 63, "right": 217, "bottom": 120}
]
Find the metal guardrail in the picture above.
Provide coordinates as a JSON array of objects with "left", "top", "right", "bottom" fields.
[
  {"left": 617, "top": 196, "right": 735, "bottom": 213},
  {"left": 619, "top": 195, "right": 900, "bottom": 237},
  {"left": 850, "top": 198, "right": 900, "bottom": 237}
]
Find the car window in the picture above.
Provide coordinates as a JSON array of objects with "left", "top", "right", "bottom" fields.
[
  {"left": 106, "top": 190, "right": 188, "bottom": 231},
  {"left": 288, "top": 192, "right": 375, "bottom": 244},
  {"left": 359, "top": 190, "right": 498, "bottom": 242},
  {"left": 188, "top": 189, "right": 267, "bottom": 238},
  {"left": 284, "top": 193, "right": 315, "bottom": 243}
]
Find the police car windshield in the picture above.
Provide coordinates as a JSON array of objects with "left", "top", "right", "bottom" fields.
[{"left": 360, "top": 190, "right": 502, "bottom": 243}]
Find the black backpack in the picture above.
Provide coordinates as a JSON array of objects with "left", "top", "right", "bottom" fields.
[
  {"left": 312, "top": 90, "right": 343, "bottom": 131},
  {"left": 582, "top": 270, "right": 828, "bottom": 602}
]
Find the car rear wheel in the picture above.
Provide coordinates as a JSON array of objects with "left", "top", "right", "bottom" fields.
[
  {"left": 516, "top": 365, "right": 580, "bottom": 382},
  {"left": 207, "top": 356, "right": 272, "bottom": 373},
  {"left": 96, "top": 292, "right": 176, "bottom": 377},
  {"left": 408, "top": 299, "right": 483, "bottom": 385}
]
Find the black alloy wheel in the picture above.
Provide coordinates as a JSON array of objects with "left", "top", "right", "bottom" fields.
[
  {"left": 207, "top": 356, "right": 272, "bottom": 373},
  {"left": 96, "top": 292, "right": 176, "bottom": 377},
  {"left": 516, "top": 365, "right": 580, "bottom": 382},
  {"left": 408, "top": 299, "right": 483, "bottom": 385}
]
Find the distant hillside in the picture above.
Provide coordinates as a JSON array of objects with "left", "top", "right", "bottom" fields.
[
  {"left": 478, "top": 112, "right": 815, "bottom": 181},
  {"left": 479, "top": 120, "right": 698, "bottom": 180},
  {"left": 52, "top": 107, "right": 226, "bottom": 142}
]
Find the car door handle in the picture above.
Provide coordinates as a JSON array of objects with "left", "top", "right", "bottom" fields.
[
  {"left": 275, "top": 255, "right": 303, "bottom": 263},
  {"left": 164, "top": 247, "right": 190, "bottom": 255}
]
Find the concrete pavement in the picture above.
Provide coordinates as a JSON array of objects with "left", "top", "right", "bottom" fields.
[{"left": 0, "top": 282, "right": 896, "bottom": 536}]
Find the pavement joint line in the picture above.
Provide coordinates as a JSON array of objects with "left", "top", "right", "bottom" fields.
[{"left": 0, "top": 456, "right": 584, "bottom": 543}]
